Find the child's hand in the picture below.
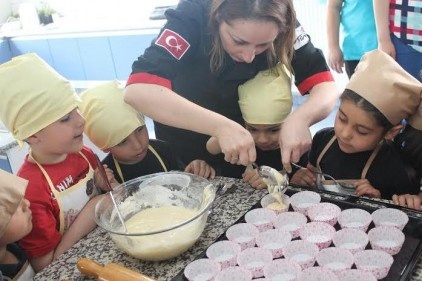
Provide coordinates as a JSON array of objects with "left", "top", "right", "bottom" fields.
[
  {"left": 354, "top": 179, "right": 381, "bottom": 198},
  {"left": 289, "top": 163, "right": 317, "bottom": 187},
  {"left": 94, "top": 165, "right": 119, "bottom": 191},
  {"left": 184, "top": 160, "right": 216, "bottom": 179},
  {"left": 242, "top": 169, "right": 266, "bottom": 189},
  {"left": 392, "top": 194, "right": 422, "bottom": 210}
]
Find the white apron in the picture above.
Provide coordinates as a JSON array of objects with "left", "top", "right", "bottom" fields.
[{"left": 32, "top": 152, "right": 96, "bottom": 234}]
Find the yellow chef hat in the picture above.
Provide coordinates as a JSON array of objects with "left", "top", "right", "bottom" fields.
[
  {"left": 0, "top": 53, "right": 80, "bottom": 146},
  {"left": 347, "top": 50, "right": 422, "bottom": 129},
  {"left": 0, "top": 169, "right": 28, "bottom": 238},
  {"left": 79, "top": 81, "right": 145, "bottom": 150},
  {"left": 238, "top": 65, "right": 292, "bottom": 124}
]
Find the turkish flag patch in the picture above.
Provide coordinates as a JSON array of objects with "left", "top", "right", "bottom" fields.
[{"left": 155, "top": 29, "right": 191, "bottom": 60}]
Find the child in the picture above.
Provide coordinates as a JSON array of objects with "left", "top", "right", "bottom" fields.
[
  {"left": 207, "top": 65, "right": 294, "bottom": 188},
  {"left": 326, "top": 0, "right": 377, "bottom": 78},
  {"left": 0, "top": 53, "right": 114, "bottom": 272},
  {"left": 293, "top": 50, "right": 422, "bottom": 200},
  {"left": 0, "top": 169, "right": 34, "bottom": 280},
  {"left": 79, "top": 81, "right": 215, "bottom": 182}
]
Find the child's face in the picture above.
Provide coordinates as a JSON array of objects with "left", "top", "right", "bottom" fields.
[
  {"left": 244, "top": 122, "right": 281, "bottom": 151},
  {"left": 109, "top": 126, "right": 149, "bottom": 165},
  {"left": 31, "top": 108, "right": 85, "bottom": 155},
  {"left": 334, "top": 99, "right": 386, "bottom": 153},
  {"left": 0, "top": 198, "right": 32, "bottom": 245}
]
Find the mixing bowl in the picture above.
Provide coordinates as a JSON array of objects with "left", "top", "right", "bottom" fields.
[{"left": 94, "top": 171, "right": 216, "bottom": 261}]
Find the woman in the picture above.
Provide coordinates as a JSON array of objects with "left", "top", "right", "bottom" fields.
[{"left": 124, "top": 0, "right": 338, "bottom": 176}]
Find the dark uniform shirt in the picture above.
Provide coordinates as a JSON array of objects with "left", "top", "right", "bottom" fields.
[
  {"left": 0, "top": 243, "right": 28, "bottom": 280},
  {"left": 102, "top": 139, "right": 185, "bottom": 183},
  {"left": 309, "top": 128, "right": 420, "bottom": 199},
  {"left": 127, "top": 0, "right": 334, "bottom": 176}
]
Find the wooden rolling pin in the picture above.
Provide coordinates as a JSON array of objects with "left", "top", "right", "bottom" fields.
[{"left": 77, "top": 258, "right": 157, "bottom": 281}]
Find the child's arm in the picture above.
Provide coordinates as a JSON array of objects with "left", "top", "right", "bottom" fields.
[
  {"left": 29, "top": 194, "right": 105, "bottom": 272},
  {"left": 242, "top": 167, "right": 267, "bottom": 189},
  {"left": 184, "top": 160, "right": 216, "bottom": 179},
  {"left": 373, "top": 0, "right": 395, "bottom": 57},
  {"left": 326, "top": 0, "right": 344, "bottom": 74},
  {"left": 392, "top": 193, "right": 422, "bottom": 210},
  {"left": 206, "top": 136, "right": 221, "bottom": 155}
]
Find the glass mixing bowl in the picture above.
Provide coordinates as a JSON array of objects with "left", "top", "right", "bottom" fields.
[{"left": 94, "top": 171, "right": 216, "bottom": 261}]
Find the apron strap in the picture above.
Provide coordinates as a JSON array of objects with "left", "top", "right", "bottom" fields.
[
  {"left": 316, "top": 135, "right": 337, "bottom": 171},
  {"left": 361, "top": 142, "right": 382, "bottom": 178}
]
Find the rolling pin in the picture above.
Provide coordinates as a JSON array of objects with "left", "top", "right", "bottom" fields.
[{"left": 77, "top": 258, "right": 157, "bottom": 281}]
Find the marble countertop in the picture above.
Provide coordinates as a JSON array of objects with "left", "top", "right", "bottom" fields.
[{"left": 33, "top": 177, "right": 422, "bottom": 281}]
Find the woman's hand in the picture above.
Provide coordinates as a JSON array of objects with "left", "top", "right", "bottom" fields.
[
  {"left": 392, "top": 193, "right": 422, "bottom": 210},
  {"left": 215, "top": 121, "right": 256, "bottom": 166},
  {"left": 184, "top": 160, "right": 216, "bottom": 179},
  {"left": 354, "top": 179, "right": 381, "bottom": 198}
]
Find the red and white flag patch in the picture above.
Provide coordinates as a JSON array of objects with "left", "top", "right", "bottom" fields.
[{"left": 155, "top": 29, "right": 191, "bottom": 60}]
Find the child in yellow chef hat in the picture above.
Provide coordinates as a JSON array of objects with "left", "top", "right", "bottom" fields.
[
  {"left": 207, "top": 65, "right": 294, "bottom": 188},
  {"left": 0, "top": 169, "right": 34, "bottom": 280},
  {"left": 0, "top": 53, "right": 114, "bottom": 272},
  {"left": 79, "top": 81, "right": 215, "bottom": 182},
  {"left": 294, "top": 50, "right": 422, "bottom": 200}
]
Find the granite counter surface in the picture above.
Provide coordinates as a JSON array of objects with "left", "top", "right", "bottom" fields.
[{"left": 33, "top": 177, "right": 422, "bottom": 281}]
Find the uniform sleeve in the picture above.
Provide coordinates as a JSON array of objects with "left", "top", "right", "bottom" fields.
[
  {"left": 17, "top": 165, "right": 61, "bottom": 259},
  {"left": 127, "top": 0, "right": 205, "bottom": 89},
  {"left": 292, "top": 20, "right": 334, "bottom": 95}
]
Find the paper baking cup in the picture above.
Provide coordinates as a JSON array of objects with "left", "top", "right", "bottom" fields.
[
  {"left": 215, "top": 266, "right": 252, "bottom": 281},
  {"left": 290, "top": 191, "right": 321, "bottom": 215},
  {"left": 299, "top": 221, "right": 336, "bottom": 249},
  {"left": 244, "top": 208, "right": 277, "bottom": 232},
  {"left": 283, "top": 240, "right": 320, "bottom": 269},
  {"left": 184, "top": 258, "right": 221, "bottom": 281},
  {"left": 260, "top": 193, "right": 290, "bottom": 214},
  {"left": 368, "top": 226, "right": 405, "bottom": 256},
  {"left": 237, "top": 247, "right": 273, "bottom": 278},
  {"left": 354, "top": 250, "right": 394, "bottom": 280},
  {"left": 256, "top": 228, "right": 292, "bottom": 258},
  {"left": 273, "top": 211, "right": 307, "bottom": 238},
  {"left": 298, "top": 266, "right": 339, "bottom": 281},
  {"left": 372, "top": 208, "right": 408, "bottom": 230},
  {"left": 206, "top": 240, "right": 241, "bottom": 269},
  {"left": 226, "top": 223, "right": 259, "bottom": 250},
  {"left": 337, "top": 269, "right": 377, "bottom": 281},
  {"left": 338, "top": 208, "right": 372, "bottom": 232},
  {"left": 307, "top": 202, "right": 341, "bottom": 226},
  {"left": 316, "top": 247, "right": 354, "bottom": 274},
  {"left": 333, "top": 228, "right": 369, "bottom": 254},
  {"left": 264, "top": 259, "right": 302, "bottom": 281}
]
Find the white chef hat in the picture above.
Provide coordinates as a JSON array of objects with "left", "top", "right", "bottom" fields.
[
  {"left": 238, "top": 65, "right": 292, "bottom": 124},
  {"left": 79, "top": 81, "right": 145, "bottom": 150},
  {"left": 0, "top": 53, "right": 80, "bottom": 146},
  {"left": 347, "top": 50, "right": 422, "bottom": 129},
  {"left": 0, "top": 169, "right": 28, "bottom": 238}
]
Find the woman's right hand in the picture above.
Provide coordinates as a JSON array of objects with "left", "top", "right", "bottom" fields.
[{"left": 215, "top": 121, "right": 256, "bottom": 166}]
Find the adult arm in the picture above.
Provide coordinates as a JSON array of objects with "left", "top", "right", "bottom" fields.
[
  {"left": 281, "top": 22, "right": 339, "bottom": 172},
  {"left": 124, "top": 84, "right": 256, "bottom": 165},
  {"left": 326, "top": 0, "right": 344, "bottom": 74},
  {"left": 373, "top": 0, "right": 395, "bottom": 57}
]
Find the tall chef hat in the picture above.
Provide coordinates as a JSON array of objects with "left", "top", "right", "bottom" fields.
[
  {"left": 0, "top": 53, "right": 80, "bottom": 146},
  {"left": 346, "top": 50, "right": 422, "bottom": 129},
  {"left": 79, "top": 81, "right": 145, "bottom": 150},
  {"left": 0, "top": 169, "right": 28, "bottom": 238},
  {"left": 238, "top": 65, "right": 293, "bottom": 124}
]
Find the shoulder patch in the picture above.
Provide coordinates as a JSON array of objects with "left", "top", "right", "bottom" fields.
[
  {"left": 155, "top": 29, "right": 191, "bottom": 60},
  {"left": 294, "top": 25, "right": 310, "bottom": 50}
]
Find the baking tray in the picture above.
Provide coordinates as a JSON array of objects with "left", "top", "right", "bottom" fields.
[{"left": 172, "top": 185, "right": 422, "bottom": 281}]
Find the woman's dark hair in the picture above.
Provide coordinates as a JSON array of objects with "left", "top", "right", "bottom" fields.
[
  {"left": 340, "top": 89, "right": 393, "bottom": 132},
  {"left": 209, "top": 0, "right": 296, "bottom": 73}
]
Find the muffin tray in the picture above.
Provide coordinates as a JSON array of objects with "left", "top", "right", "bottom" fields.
[{"left": 172, "top": 185, "right": 422, "bottom": 281}]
